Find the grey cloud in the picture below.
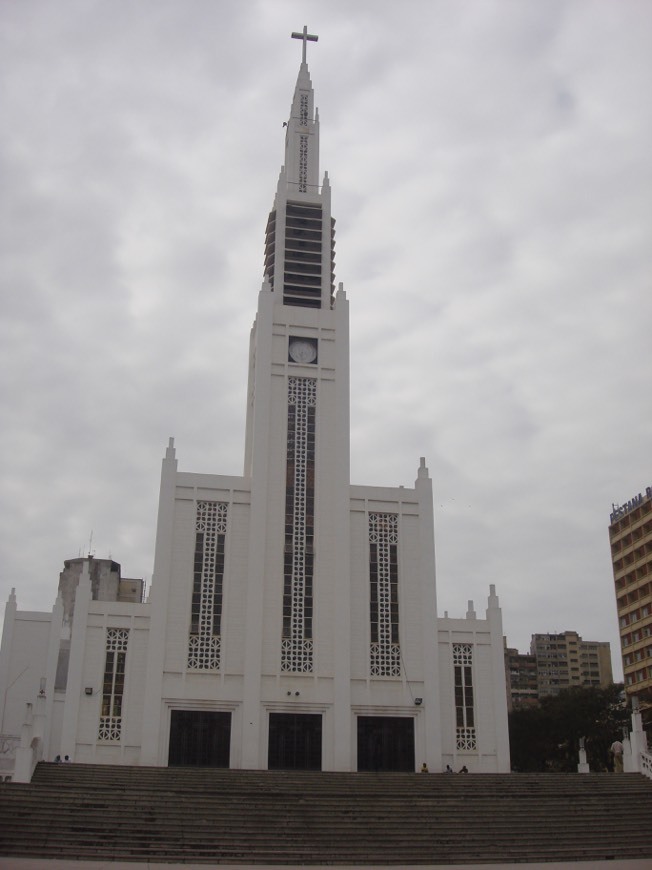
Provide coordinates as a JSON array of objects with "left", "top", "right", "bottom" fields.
[{"left": 2, "top": 0, "right": 650, "bottom": 680}]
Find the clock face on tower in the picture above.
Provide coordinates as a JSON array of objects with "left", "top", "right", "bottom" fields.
[{"left": 288, "top": 337, "right": 318, "bottom": 364}]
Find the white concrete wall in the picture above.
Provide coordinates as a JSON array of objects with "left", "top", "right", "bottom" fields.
[
  {"left": 0, "top": 596, "right": 54, "bottom": 742},
  {"left": 65, "top": 603, "right": 150, "bottom": 764},
  {"left": 347, "top": 476, "right": 443, "bottom": 772},
  {"left": 437, "top": 596, "right": 511, "bottom": 772},
  {"left": 148, "top": 472, "right": 251, "bottom": 766}
]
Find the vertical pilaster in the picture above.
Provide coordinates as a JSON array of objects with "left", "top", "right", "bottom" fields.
[
  {"left": 332, "top": 287, "right": 352, "bottom": 768},
  {"left": 241, "top": 287, "right": 275, "bottom": 768},
  {"left": 415, "top": 458, "right": 442, "bottom": 771},
  {"left": 486, "top": 585, "right": 510, "bottom": 771},
  {"left": 0, "top": 588, "right": 17, "bottom": 734},
  {"left": 61, "top": 562, "right": 91, "bottom": 759},
  {"left": 43, "top": 594, "right": 64, "bottom": 759},
  {"left": 141, "top": 438, "right": 178, "bottom": 765}
]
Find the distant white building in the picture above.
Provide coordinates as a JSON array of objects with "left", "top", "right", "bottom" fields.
[{"left": 0, "top": 33, "right": 510, "bottom": 779}]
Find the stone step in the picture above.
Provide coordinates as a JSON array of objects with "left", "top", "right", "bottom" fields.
[
  {"left": 1, "top": 762, "right": 650, "bottom": 864},
  {"left": 26, "top": 771, "right": 645, "bottom": 798}
]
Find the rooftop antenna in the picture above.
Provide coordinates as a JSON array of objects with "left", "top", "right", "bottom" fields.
[{"left": 87, "top": 530, "right": 95, "bottom": 558}]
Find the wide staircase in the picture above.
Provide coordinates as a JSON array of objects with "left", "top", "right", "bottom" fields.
[{"left": 0, "top": 763, "right": 651, "bottom": 865}]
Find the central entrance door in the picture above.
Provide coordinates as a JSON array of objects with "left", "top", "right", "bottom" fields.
[
  {"left": 268, "top": 712, "right": 322, "bottom": 770},
  {"left": 357, "top": 716, "right": 415, "bottom": 771},
  {"left": 168, "top": 710, "right": 231, "bottom": 767}
]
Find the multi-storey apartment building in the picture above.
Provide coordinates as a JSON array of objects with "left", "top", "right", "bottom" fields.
[
  {"left": 610, "top": 485, "right": 652, "bottom": 698},
  {"left": 504, "top": 632, "right": 612, "bottom": 708},
  {"left": 504, "top": 644, "right": 538, "bottom": 711},
  {"left": 531, "top": 632, "right": 612, "bottom": 697},
  {"left": 530, "top": 631, "right": 612, "bottom": 697}
]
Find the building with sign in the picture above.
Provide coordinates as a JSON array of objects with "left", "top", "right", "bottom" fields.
[
  {"left": 0, "top": 32, "right": 510, "bottom": 778},
  {"left": 609, "top": 485, "right": 652, "bottom": 699}
]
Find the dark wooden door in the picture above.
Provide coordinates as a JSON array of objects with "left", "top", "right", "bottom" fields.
[
  {"left": 268, "top": 712, "right": 322, "bottom": 770},
  {"left": 168, "top": 710, "right": 231, "bottom": 767},
  {"left": 357, "top": 715, "right": 415, "bottom": 771}
]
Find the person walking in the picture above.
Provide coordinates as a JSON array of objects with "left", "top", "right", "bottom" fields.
[{"left": 610, "top": 739, "right": 624, "bottom": 773}]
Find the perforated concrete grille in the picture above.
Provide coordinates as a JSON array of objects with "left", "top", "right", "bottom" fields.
[
  {"left": 188, "top": 501, "right": 227, "bottom": 670},
  {"left": 453, "top": 642, "right": 477, "bottom": 750},
  {"left": 369, "top": 512, "right": 401, "bottom": 677},
  {"left": 98, "top": 628, "right": 129, "bottom": 741},
  {"left": 282, "top": 376, "right": 316, "bottom": 673}
]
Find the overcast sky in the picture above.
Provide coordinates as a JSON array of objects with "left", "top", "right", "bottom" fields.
[{"left": 1, "top": 0, "right": 650, "bottom": 679}]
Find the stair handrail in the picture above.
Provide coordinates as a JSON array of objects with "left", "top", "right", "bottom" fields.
[
  {"left": 640, "top": 749, "right": 652, "bottom": 780},
  {"left": 623, "top": 699, "right": 649, "bottom": 775}
]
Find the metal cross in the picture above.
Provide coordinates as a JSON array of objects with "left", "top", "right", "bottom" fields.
[{"left": 291, "top": 26, "right": 318, "bottom": 64}]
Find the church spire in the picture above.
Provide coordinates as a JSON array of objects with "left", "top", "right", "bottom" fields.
[
  {"left": 283, "top": 27, "right": 320, "bottom": 195},
  {"left": 263, "top": 28, "right": 335, "bottom": 309}
]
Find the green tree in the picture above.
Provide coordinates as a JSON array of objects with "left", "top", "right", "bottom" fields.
[{"left": 508, "top": 684, "right": 628, "bottom": 772}]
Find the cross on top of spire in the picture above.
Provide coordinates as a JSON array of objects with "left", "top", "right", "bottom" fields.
[{"left": 291, "top": 26, "right": 318, "bottom": 64}]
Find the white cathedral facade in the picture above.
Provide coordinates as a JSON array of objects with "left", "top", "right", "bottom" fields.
[{"left": 0, "top": 36, "right": 510, "bottom": 779}]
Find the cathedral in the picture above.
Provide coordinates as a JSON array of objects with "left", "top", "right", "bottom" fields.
[{"left": 0, "top": 30, "right": 510, "bottom": 779}]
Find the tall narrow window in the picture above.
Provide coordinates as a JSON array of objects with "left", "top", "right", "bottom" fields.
[
  {"left": 188, "top": 500, "right": 228, "bottom": 670},
  {"left": 298, "top": 93, "right": 309, "bottom": 192},
  {"left": 369, "top": 512, "right": 400, "bottom": 677},
  {"left": 298, "top": 134, "right": 308, "bottom": 193},
  {"left": 281, "top": 376, "right": 316, "bottom": 672},
  {"left": 299, "top": 92, "right": 309, "bottom": 125},
  {"left": 453, "top": 643, "right": 477, "bottom": 750},
  {"left": 98, "top": 628, "right": 129, "bottom": 742}
]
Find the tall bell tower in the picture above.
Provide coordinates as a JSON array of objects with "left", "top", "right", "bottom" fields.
[{"left": 241, "top": 29, "right": 353, "bottom": 769}]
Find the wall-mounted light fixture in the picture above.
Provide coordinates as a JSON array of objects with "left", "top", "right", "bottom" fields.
[
  {"left": 414, "top": 698, "right": 423, "bottom": 706},
  {"left": 84, "top": 687, "right": 93, "bottom": 696}
]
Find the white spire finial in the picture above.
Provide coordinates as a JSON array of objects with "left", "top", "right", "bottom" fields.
[{"left": 291, "top": 26, "right": 318, "bottom": 64}]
